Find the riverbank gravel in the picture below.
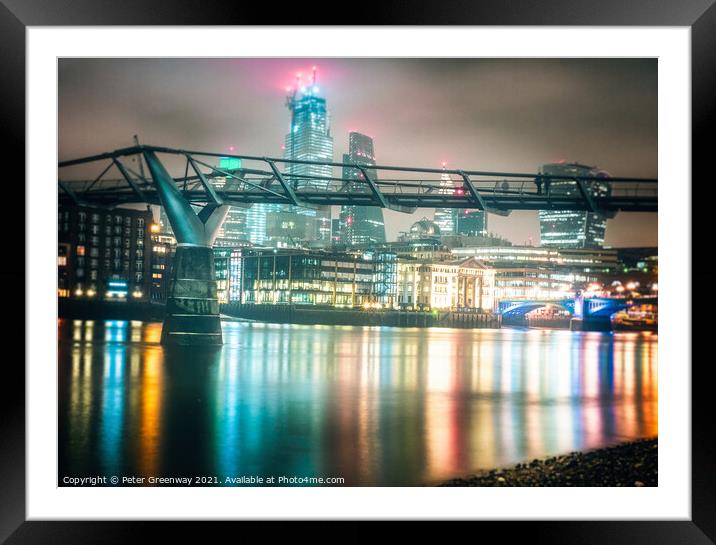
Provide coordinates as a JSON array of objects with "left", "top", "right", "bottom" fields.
[{"left": 441, "top": 438, "right": 657, "bottom": 487}]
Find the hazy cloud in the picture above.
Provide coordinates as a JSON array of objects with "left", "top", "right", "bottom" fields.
[{"left": 59, "top": 57, "right": 657, "bottom": 246}]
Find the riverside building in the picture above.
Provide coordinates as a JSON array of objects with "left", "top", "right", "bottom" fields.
[
  {"left": 58, "top": 205, "right": 153, "bottom": 301},
  {"left": 397, "top": 257, "right": 496, "bottom": 311},
  {"left": 239, "top": 249, "right": 377, "bottom": 307}
]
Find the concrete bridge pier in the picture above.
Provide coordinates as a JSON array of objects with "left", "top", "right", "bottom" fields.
[
  {"left": 569, "top": 317, "right": 613, "bottom": 332},
  {"left": 143, "top": 150, "right": 230, "bottom": 346},
  {"left": 161, "top": 245, "right": 222, "bottom": 345}
]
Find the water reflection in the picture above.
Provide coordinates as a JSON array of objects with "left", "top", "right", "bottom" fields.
[{"left": 58, "top": 320, "right": 657, "bottom": 486}]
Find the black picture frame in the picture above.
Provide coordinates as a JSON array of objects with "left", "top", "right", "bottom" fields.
[{"left": 3, "top": 1, "right": 713, "bottom": 542}]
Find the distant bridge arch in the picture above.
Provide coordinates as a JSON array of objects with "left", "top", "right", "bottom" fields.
[
  {"left": 497, "top": 297, "right": 657, "bottom": 319},
  {"left": 497, "top": 299, "right": 575, "bottom": 318}
]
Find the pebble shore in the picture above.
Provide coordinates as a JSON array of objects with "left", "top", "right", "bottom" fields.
[{"left": 441, "top": 438, "right": 658, "bottom": 487}]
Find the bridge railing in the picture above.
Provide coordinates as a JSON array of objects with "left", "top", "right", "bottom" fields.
[{"left": 58, "top": 145, "right": 658, "bottom": 213}]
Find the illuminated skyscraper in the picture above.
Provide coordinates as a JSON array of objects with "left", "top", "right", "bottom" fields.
[
  {"left": 456, "top": 209, "right": 488, "bottom": 237},
  {"left": 538, "top": 162, "right": 611, "bottom": 248},
  {"left": 338, "top": 132, "right": 386, "bottom": 245},
  {"left": 283, "top": 68, "right": 333, "bottom": 243},
  {"left": 433, "top": 166, "right": 457, "bottom": 237},
  {"left": 212, "top": 157, "right": 253, "bottom": 246}
]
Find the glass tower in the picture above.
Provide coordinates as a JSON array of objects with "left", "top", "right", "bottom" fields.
[
  {"left": 338, "top": 132, "right": 386, "bottom": 246},
  {"left": 456, "top": 209, "right": 488, "bottom": 237},
  {"left": 538, "top": 162, "right": 611, "bottom": 248},
  {"left": 212, "top": 157, "right": 252, "bottom": 246},
  {"left": 283, "top": 78, "right": 333, "bottom": 243},
  {"left": 433, "top": 167, "right": 457, "bottom": 237}
]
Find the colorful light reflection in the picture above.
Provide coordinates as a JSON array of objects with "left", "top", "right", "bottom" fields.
[{"left": 59, "top": 321, "right": 658, "bottom": 486}]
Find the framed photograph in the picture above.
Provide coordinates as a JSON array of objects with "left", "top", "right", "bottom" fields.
[{"left": 4, "top": 0, "right": 713, "bottom": 542}]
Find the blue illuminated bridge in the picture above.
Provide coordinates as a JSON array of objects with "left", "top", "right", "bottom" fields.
[
  {"left": 58, "top": 145, "right": 658, "bottom": 345},
  {"left": 497, "top": 296, "right": 658, "bottom": 329}
]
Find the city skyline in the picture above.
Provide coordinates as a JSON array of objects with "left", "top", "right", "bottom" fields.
[
  {"left": 55, "top": 57, "right": 662, "bottom": 494},
  {"left": 58, "top": 58, "right": 658, "bottom": 246}
]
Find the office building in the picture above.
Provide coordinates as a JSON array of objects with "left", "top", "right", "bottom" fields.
[
  {"left": 58, "top": 205, "right": 153, "bottom": 301},
  {"left": 212, "top": 156, "right": 254, "bottom": 246},
  {"left": 283, "top": 71, "right": 333, "bottom": 243},
  {"left": 538, "top": 162, "right": 611, "bottom": 248},
  {"left": 266, "top": 210, "right": 319, "bottom": 245},
  {"left": 491, "top": 267, "right": 574, "bottom": 301},
  {"left": 213, "top": 246, "right": 249, "bottom": 304},
  {"left": 364, "top": 250, "right": 398, "bottom": 307},
  {"left": 433, "top": 166, "right": 458, "bottom": 237},
  {"left": 450, "top": 245, "right": 619, "bottom": 279},
  {"left": 331, "top": 218, "right": 341, "bottom": 243},
  {"left": 213, "top": 247, "right": 232, "bottom": 304},
  {"left": 150, "top": 224, "right": 173, "bottom": 302},
  {"left": 240, "top": 249, "right": 375, "bottom": 306},
  {"left": 397, "top": 257, "right": 495, "bottom": 311},
  {"left": 456, "top": 208, "right": 488, "bottom": 237},
  {"left": 615, "top": 247, "right": 658, "bottom": 274},
  {"left": 337, "top": 132, "right": 386, "bottom": 245}
]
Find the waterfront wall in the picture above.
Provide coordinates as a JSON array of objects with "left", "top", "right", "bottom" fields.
[
  {"left": 57, "top": 299, "right": 501, "bottom": 329},
  {"left": 221, "top": 303, "right": 501, "bottom": 329},
  {"left": 502, "top": 316, "right": 572, "bottom": 329},
  {"left": 58, "top": 299, "right": 166, "bottom": 321}
]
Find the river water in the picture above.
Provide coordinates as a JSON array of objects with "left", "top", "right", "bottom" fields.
[{"left": 58, "top": 319, "right": 657, "bottom": 486}]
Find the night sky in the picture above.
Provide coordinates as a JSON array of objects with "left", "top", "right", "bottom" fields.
[{"left": 58, "top": 58, "right": 657, "bottom": 246}]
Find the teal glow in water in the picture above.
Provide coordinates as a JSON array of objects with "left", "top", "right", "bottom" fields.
[{"left": 58, "top": 320, "right": 658, "bottom": 486}]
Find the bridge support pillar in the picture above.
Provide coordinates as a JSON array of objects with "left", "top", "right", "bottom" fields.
[
  {"left": 142, "top": 150, "right": 230, "bottom": 346},
  {"left": 570, "top": 317, "right": 612, "bottom": 332},
  {"left": 161, "top": 245, "right": 223, "bottom": 346}
]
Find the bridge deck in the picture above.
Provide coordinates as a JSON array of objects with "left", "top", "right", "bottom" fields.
[{"left": 59, "top": 145, "right": 658, "bottom": 213}]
